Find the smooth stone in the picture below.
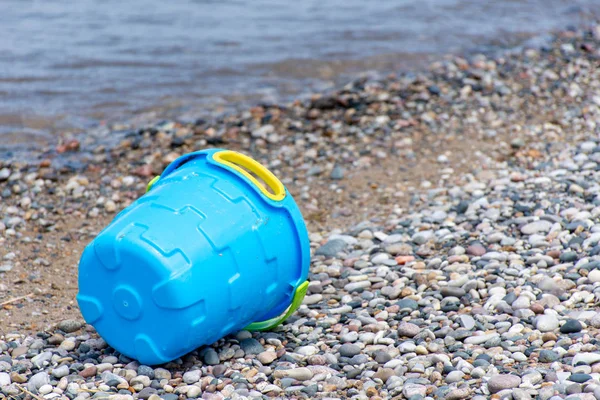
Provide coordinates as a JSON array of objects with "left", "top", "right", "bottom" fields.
[
  {"left": 536, "top": 315, "right": 559, "bottom": 332},
  {"left": 186, "top": 386, "right": 201, "bottom": 398},
  {"left": 51, "top": 365, "right": 70, "bottom": 379},
  {"left": 487, "top": 374, "right": 522, "bottom": 393},
  {"left": 464, "top": 333, "right": 499, "bottom": 345},
  {"left": 182, "top": 370, "right": 201, "bottom": 384},
  {"left": 27, "top": 372, "right": 49, "bottom": 394},
  {"left": 466, "top": 244, "right": 487, "bottom": 256},
  {"left": 296, "top": 345, "right": 319, "bottom": 356},
  {"left": 38, "top": 385, "right": 53, "bottom": 395},
  {"left": 561, "top": 319, "right": 583, "bottom": 334},
  {"left": 512, "top": 296, "right": 531, "bottom": 309},
  {"left": 441, "top": 287, "right": 466, "bottom": 297},
  {"left": 373, "top": 368, "right": 395, "bottom": 383},
  {"left": 240, "top": 338, "right": 264, "bottom": 355},
  {"left": 445, "top": 388, "right": 472, "bottom": 400},
  {"left": 521, "top": 220, "right": 553, "bottom": 235},
  {"left": 315, "top": 239, "right": 347, "bottom": 257},
  {"left": 203, "top": 348, "right": 220, "bottom": 365},
  {"left": 339, "top": 344, "right": 361, "bottom": 357},
  {"left": 560, "top": 252, "right": 579, "bottom": 262},
  {"left": 397, "top": 299, "right": 419, "bottom": 311},
  {"left": 137, "top": 388, "right": 158, "bottom": 400},
  {"left": 58, "top": 319, "right": 82, "bottom": 333},
  {"left": 280, "top": 368, "right": 313, "bottom": 381},
  {"left": 446, "top": 371, "right": 465, "bottom": 383},
  {"left": 588, "top": 270, "right": 600, "bottom": 283},
  {"left": 258, "top": 351, "right": 278, "bottom": 365},
  {"left": 374, "top": 351, "right": 392, "bottom": 364},
  {"left": 539, "top": 350, "right": 560, "bottom": 363},
  {"left": 32, "top": 351, "right": 53, "bottom": 368},
  {"left": 412, "top": 231, "right": 434, "bottom": 245},
  {"left": 398, "top": 322, "right": 420, "bottom": 338},
  {"left": 573, "top": 353, "right": 600, "bottom": 365},
  {"left": 458, "top": 314, "right": 475, "bottom": 330},
  {"left": 569, "top": 373, "right": 592, "bottom": 383}
]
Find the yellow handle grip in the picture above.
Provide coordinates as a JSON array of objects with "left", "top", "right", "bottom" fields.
[{"left": 213, "top": 150, "right": 286, "bottom": 202}]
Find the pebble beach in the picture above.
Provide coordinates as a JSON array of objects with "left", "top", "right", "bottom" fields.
[{"left": 3, "top": 24, "right": 600, "bottom": 400}]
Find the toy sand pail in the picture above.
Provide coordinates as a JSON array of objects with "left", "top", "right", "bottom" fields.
[{"left": 77, "top": 149, "right": 310, "bottom": 365}]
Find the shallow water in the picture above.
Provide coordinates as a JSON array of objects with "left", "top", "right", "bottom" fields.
[{"left": 1, "top": 0, "right": 599, "bottom": 153}]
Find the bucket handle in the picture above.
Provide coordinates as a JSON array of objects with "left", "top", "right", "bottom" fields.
[
  {"left": 145, "top": 150, "right": 286, "bottom": 202},
  {"left": 212, "top": 150, "right": 286, "bottom": 202},
  {"left": 245, "top": 281, "right": 308, "bottom": 331}
]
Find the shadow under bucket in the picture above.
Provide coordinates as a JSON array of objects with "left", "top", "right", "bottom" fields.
[{"left": 77, "top": 149, "right": 310, "bottom": 365}]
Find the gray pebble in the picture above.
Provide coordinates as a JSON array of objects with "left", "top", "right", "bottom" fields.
[
  {"left": 240, "top": 338, "right": 264, "bottom": 355},
  {"left": 315, "top": 239, "right": 347, "bottom": 257},
  {"left": 27, "top": 372, "right": 49, "bottom": 394},
  {"left": 182, "top": 369, "right": 201, "bottom": 384},
  {"left": 338, "top": 343, "right": 361, "bottom": 357}
]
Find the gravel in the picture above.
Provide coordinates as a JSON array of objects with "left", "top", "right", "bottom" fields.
[{"left": 3, "top": 23, "right": 600, "bottom": 400}]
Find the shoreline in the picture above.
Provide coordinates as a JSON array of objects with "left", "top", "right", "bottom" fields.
[
  {"left": 0, "top": 21, "right": 584, "bottom": 165},
  {"left": 1, "top": 23, "right": 600, "bottom": 399}
]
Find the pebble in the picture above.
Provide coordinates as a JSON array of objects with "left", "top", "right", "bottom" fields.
[
  {"left": 539, "top": 350, "right": 560, "bottom": 363},
  {"left": 0, "top": 372, "right": 10, "bottom": 387},
  {"left": 182, "top": 370, "right": 201, "bottom": 384},
  {"left": 51, "top": 365, "right": 70, "bottom": 379},
  {"left": 278, "top": 368, "right": 313, "bottom": 381},
  {"left": 27, "top": 372, "right": 49, "bottom": 393},
  {"left": 338, "top": 344, "right": 361, "bottom": 357},
  {"left": 588, "top": 269, "right": 600, "bottom": 283},
  {"left": 570, "top": 373, "right": 592, "bottom": 383},
  {"left": 57, "top": 319, "right": 82, "bottom": 333},
  {"left": 315, "top": 239, "right": 347, "bottom": 257},
  {"left": 521, "top": 220, "right": 553, "bottom": 235},
  {"left": 257, "top": 351, "right": 278, "bottom": 365},
  {"left": 487, "top": 374, "right": 522, "bottom": 393},
  {"left": 536, "top": 315, "right": 560, "bottom": 332},
  {"left": 464, "top": 333, "right": 499, "bottom": 345},
  {"left": 561, "top": 319, "right": 583, "bottom": 334},
  {"left": 240, "top": 338, "right": 264, "bottom": 355},
  {"left": 397, "top": 322, "right": 420, "bottom": 337}
]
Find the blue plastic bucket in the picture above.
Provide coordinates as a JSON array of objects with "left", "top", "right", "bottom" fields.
[{"left": 77, "top": 149, "right": 310, "bottom": 365}]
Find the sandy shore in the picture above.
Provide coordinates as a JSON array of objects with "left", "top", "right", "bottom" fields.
[{"left": 1, "top": 24, "right": 600, "bottom": 399}]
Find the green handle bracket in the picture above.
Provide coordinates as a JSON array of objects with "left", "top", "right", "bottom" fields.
[
  {"left": 245, "top": 281, "right": 309, "bottom": 332},
  {"left": 146, "top": 176, "right": 160, "bottom": 193}
]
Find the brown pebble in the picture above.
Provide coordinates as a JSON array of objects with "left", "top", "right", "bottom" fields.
[
  {"left": 542, "top": 332, "right": 558, "bottom": 342},
  {"left": 11, "top": 346, "right": 28, "bottom": 358},
  {"left": 79, "top": 366, "right": 98, "bottom": 378},
  {"left": 546, "top": 250, "right": 561, "bottom": 258},
  {"left": 48, "top": 334, "right": 65, "bottom": 345},
  {"left": 395, "top": 255, "right": 415, "bottom": 265},
  {"left": 448, "top": 255, "right": 469, "bottom": 264},
  {"left": 10, "top": 372, "right": 27, "bottom": 383},
  {"left": 373, "top": 368, "right": 395, "bottom": 383},
  {"left": 205, "top": 384, "right": 217, "bottom": 393},
  {"left": 66, "top": 139, "right": 80, "bottom": 151},
  {"left": 530, "top": 303, "right": 545, "bottom": 314},
  {"left": 466, "top": 244, "right": 486, "bottom": 256},
  {"left": 133, "top": 164, "right": 155, "bottom": 177}
]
